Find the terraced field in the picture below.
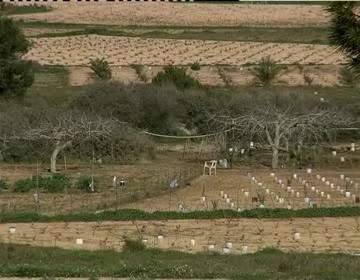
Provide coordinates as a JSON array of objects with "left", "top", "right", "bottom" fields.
[
  {"left": 1, "top": 216, "right": 360, "bottom": 254},
  {"left": 11, "top": 2, "right": 330, "bottom": 27},
  {"left": 25, "top": 36, "right": 345, "bottom": 66}
]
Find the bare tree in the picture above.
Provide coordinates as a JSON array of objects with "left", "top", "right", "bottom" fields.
[
  {"left": 20, "top": 112, "right": 123, "bottom": 172},
  {"left": 208, "top": 93, "right": 353, "bottom": 168}
]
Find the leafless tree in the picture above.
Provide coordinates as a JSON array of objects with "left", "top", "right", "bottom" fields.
[
  {"left": 20, "top": 112, "right": 124, "bottom": 172},
  {"left": 208, "top": 93, "right": 354, "bottom": 168}
]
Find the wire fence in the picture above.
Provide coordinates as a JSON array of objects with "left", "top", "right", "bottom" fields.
[{"left": 0, "top": 164, "right": 203, "bottom": 215}]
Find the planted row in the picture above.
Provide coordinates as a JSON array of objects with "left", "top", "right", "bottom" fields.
[
  {"left": 0, "top": 206, "right": 359, "bottom": 223},
  {"left": 0, "top": 174, "right": 96, "bottom": 193}
]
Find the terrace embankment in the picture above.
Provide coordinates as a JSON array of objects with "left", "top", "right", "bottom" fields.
[{"left": 1, "top": 216, "right": 359, "bottom": 254}]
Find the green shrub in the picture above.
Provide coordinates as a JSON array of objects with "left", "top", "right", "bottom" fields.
[
  {"left": 13, "top": 178, "right": 35, "bottom": 193},
  {"left": 250, "top": 56, "right": 284, "bottom": 87},
  {"left": 152, "top": 66, "right": 201, "bottom": 90},
  {"left": 0, "top": 177, "right": 8, "bottom": 190},
  {"left": 190, "top": 62, "right": 200, "bottom": 71},
  {"left": 257, "top": 247, "right": 284, "bottom": 254},
  {"left": 90, "top": 58, "right": 112, "bottom": 80},
  {"left": 122, "top": 238, "right": 146, "bottom": 252},
  {"left": 41, "top": 173, "right": 71, "bottom": 193},
  {"left": 76, "top": 175, "right": 96, "bottom": 192}
]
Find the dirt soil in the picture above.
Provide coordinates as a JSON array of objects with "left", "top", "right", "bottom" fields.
[
  {"left": 24, "top": 36, "right": 345, "bottom": 66},
  {"left": 120, "top": 168, "right": 360, "bottom": 212},
  {"left": 1, "top": 166, "right": 359, "bottom": 214},
  {"left": 9, "top": 2, "right": 330, "bottom": 27},
  {"left": 1, "top": 216, "right": 359, "bottom": 254}
]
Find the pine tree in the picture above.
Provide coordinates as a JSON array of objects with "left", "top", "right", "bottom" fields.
[{"left": 0, "top": 14, "right": 34, "bottom": 98}]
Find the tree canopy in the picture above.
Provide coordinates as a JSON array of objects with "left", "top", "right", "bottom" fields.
[{"left": 0, "top": 14, "right": 34, "bottom": 98}]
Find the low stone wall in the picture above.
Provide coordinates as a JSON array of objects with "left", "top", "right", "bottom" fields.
[{"left": 1, "top": 217, "right": 359, "bottom": 254}]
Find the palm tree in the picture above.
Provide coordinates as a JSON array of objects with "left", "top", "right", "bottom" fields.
[
  {"left": 250, "top": 56, "right": 284, "bottom": 87},
  {"left": 338, "top": 66, "right": 359, "bottom": 88},
  {"left": 327, "top": 2, "right": 360, "bottom": 75}
]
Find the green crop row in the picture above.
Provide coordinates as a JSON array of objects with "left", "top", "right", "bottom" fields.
[
  {"left": 0, "top": 174, "right": 95, "bottom": 193},
  {"left": 1, "top": 206, "right": 359, "bottom": 223}
]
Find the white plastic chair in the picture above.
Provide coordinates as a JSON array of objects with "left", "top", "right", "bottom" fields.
[{"left": 203, "top": 160, "right": 217, "bottom": 176}]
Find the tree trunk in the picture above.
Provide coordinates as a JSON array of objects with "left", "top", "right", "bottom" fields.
[
  {"left": 50, "top": 141, "right": 71, "bottom": 173},
  {"left": 272, "top": 123, "right": 281, "bottom": 169},
  {"left": 50, "top": 144, "right": 61, "bottom": 173},
  {"left": 285, "top": 140, "right": 290, "bottom": 163},
  {"left": 266, "top": 123, "right": 281, "bottom": 169},
  {"left": 272, "top": 147, "right": 279, "bottom": 169}
]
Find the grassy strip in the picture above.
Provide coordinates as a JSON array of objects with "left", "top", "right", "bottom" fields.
[
  {"left": 0, "top": 244, "right": 358, "bottom": 279},
  {"left": 1, "top": 207, "right": 360, "bottom": 223},
  {"left": 1, "top": 3, "right": 52, "bottom": 15},
  {"left": 24, "top": 65, "right": 81, "bottom": 105},
  {"left": 27, "top": 25, "right": 329, "bottom": 45},
  {"left": 16, "top": 20, "right": 325, "bottom": 31}
]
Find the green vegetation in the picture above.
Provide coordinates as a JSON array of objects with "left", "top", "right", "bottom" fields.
[
  {"left": 338, "top": 67, "right": 359, "bottom": 88},
  {"left": 152, "top": 66, "right": 201, "bottom": 90},
  {"left": 13, "top": 178, "right": 35, "bottom": 193},
  {"left": 76, "top": 175, "right": 96, "bottom": 192},
  {"left": 16, "top": 20, "right": 330, "bottom": 45},
  {"left": 12, "top": 174, "right": 71, "bottom": 193},
  {"left": 0, "top": 3, "right": 52, "bottom": 15},
  {"left": 131, "top": 64, "right": 148, "bottom": 82},
  {"left": 328, "top": 1, "right": 360, "bottom": 74},
  {"left": 90, "top": 58, "right": 112, "bottom": 80},
  {"left": 0, "top": 14, "right": 34, "bottom": 98},
  {"left": 190, "top": 62, "right": 201, "bottom": 71},
  {"left": 122, "top": 238, "right": 146, "bottom": 253},
  {"left": 1, "top": 81, "right": 359, "bottom": 166},
  {"left": 0, "top": 177, "right": 8, "bottom": 190},
  {"left": 0, "top": 244, "right": 358, "bottom": 279},
  {"left": 40, "top": 173, "right": 71, "bottom": 193},
  {"left": 250, "top": 56, "right": 284, "bottom": 87},
  {"left": 1, "top": 207, "right": 359, "bottom": 223},
  {"left": 25, "top": 65, "right": 84, "bottom": 105}
]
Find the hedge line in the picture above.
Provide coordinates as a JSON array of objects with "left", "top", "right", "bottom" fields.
[{"left": 1, "top": 207, "right": 360, "bottom": 223}]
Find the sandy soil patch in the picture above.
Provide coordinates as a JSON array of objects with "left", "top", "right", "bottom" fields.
[
  {"left": 24, "top": 36, "right": 346, "bottom": 66},
  {"left": 9, "top": 2, "right": 330, "bottom": 27}
]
